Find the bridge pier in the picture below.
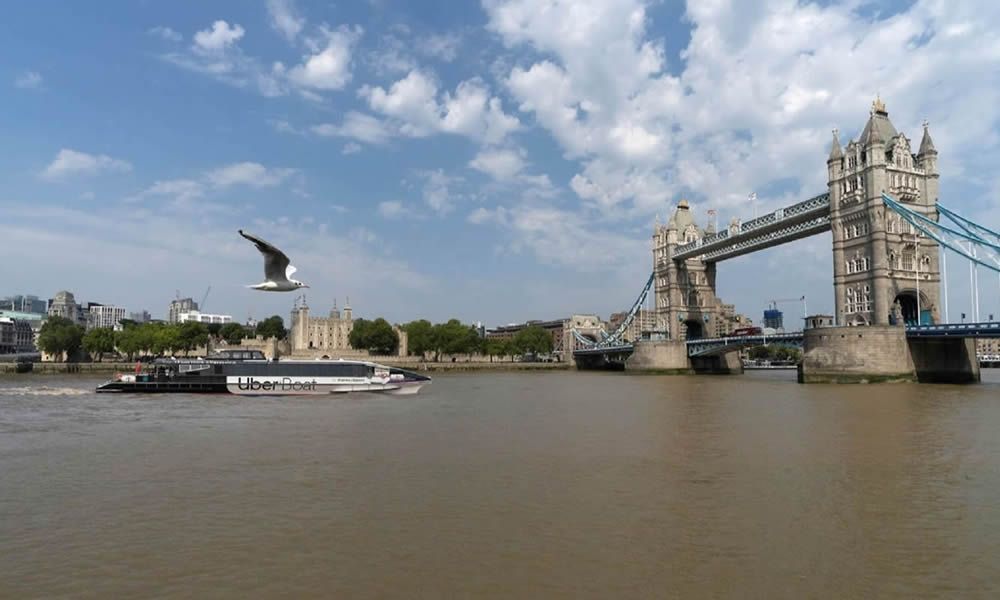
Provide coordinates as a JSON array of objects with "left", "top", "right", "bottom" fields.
[
  {"left": 690, "top": 352, "right": 743, "bottom": 375},
  {"left": 908, "top": 337, "right": 980, "bottom": 383},
  {"left": 624, "top": 340, "right": 692, "bottom": 374},
  {"left": 799, "top": 325, "right": 983, "bottom": 384},
  {"left": 799, "top": 326, "right": 915, "bottom": 383}
]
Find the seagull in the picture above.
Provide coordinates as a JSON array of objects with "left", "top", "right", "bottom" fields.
[{"left": 238, "top": 229, "right": 309, "bottom": 292}]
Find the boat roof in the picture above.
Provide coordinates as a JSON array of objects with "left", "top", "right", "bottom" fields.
[{"left": 153, "top": 356, "right": 394, "bottom": 368}]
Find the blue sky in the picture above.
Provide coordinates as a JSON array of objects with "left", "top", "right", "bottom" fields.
[{"left": 3, "top": 0, "right": 999, "bottom": 326}]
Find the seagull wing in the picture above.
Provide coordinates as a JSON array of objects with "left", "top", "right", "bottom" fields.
[
  {"left": 239, "top": 230, "right": 291, "bottom": 283},
  {"left": 286, "top": 264, "right": 297, "bottom": 279}
]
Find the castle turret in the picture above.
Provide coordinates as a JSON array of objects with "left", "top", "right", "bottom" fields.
[
  {"left": 343, "top": 297, "right": 352, "bottom": 321},
  {"left": 917, "top": 120, "right": 938, "bottom": 175},
  {"left": 827, "top": 128, "right": 843, "bottom": 177}
]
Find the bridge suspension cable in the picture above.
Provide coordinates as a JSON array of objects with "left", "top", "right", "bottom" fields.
[
  {"left": 882, "top": 194, "right": 1000, "bottom": 274},
  {"left": 572, "top": 272, "right": 654, "bottom": 349},
  {"left": 884, "top": 194, "right": 1000, "bottom": 322}
]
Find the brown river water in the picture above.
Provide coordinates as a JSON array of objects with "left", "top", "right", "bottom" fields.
[{"left": 2, "top": 370, "right": 1000, "bottom": 599}]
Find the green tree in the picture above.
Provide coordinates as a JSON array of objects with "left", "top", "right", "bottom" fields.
[
  {"left": 177, "top": 321, "right": 209, "bottom": 355},
  {"left": 256, "top": 315, "right": 287, "bottom": 340},
  {"left": 512, "top": 326, "right": 553, "bottom": 357},
  {"left": 349, "top": 318, "right": 372, "bottom": 350},
  {"left": 115, "top": 327, "right": 141, "bottom": 360},
  {"left": 37, "top": 316, "right": 85, "bottom": 362},
  {"left": 748, "top": 346, "right": 771, "bottom": 360},
  {"left": 219, "top": 322, "right": 248, "bottom": 345},
  {"left": 349, "top": 318, "right": 399, "bottom": 355},
  {"left": 152, "top": 324, "right": 180, "bottom": 356},
  {"left": 82, "top": 327, "right": 117, "bottom": 362},
  {"left": 402, "top": 319, "right": 434, "bottom": 357},
  {"left": 500, "top": 339, "right": 517, "bottom": 362},
  {"left": 206, "top": 322, "right": 223, "bottom": 337},
  {"left": 430, "top": 319, "right": 477, "bottom": 360},
  {"left": 483, "top": 338, "right": 505, "bottom": 362}
]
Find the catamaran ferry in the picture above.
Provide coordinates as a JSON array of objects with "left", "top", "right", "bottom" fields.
[{"left": 96, "top": 349, "right": 431, "bottom": 396}]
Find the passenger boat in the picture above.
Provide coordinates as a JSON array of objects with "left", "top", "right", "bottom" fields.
[{"left": 96, "top": 350, "right": 431, "bottom": 395}]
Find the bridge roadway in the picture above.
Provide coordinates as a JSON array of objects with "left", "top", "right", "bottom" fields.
[
  {"left": 573, "top": 322, "right": 1000, "bottom": 361},
  {"left": 672, "top": 192, "right": 831, "bottom": 262}
]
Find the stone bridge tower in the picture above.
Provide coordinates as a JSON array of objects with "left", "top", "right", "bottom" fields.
[
  {"left": 827, "top": 98, "right": 941, "bottom": 326},
  {"left": 652, "top": 200, "right": 723, "bottom": 340}
]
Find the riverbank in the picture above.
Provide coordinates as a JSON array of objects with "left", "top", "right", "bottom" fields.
[{"left": 1, "top": 360, "right": 572, "bottom": 375}]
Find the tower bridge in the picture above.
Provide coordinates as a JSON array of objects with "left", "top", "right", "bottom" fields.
[{"left": 573, "top": 98, "right": 1000, "bottom": 383}]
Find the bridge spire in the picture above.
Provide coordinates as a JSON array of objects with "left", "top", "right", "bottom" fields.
[
  {"left": 828, "top": 128, "right": 843, "bottom": 161},
  {"left": 918, "top": 120, "right": 937, "bottom": 156}
]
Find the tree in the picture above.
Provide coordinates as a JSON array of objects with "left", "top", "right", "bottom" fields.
[
  {"left": 37, "top": 316, "right": 85, "bottom": 362},
  {"left": 219, "top": 322, "right": 248, "bottom": 345},
  {"left": 206, "top": 322, "right": 223, "bottom": 337},
  {"left": 83, "top": 327, "right": 117, "bottom": 362},
  {"left": 512, "top": 326, "right": 553, "bottom": 357},
  {"left": 256, "top": 315, "right": 287, "bottom": 340},
  {"left": 402, "top": 319, "right": 434, "bottom": 357},
  {"left": 152, "top": 324, "right": 180, "bottom": 356},
  {"left": 500, "top": 339, "right": 517, "bottom": 362},
  {"left": 483, "top": 338, "right": 505, "bottom": 362},
  {"left": 349, "top": 318, "right": 399, "bottom": 355},
  {"left": 176, "top": 321, "right": 209, "bottom": 355},
  {"left": 115, "top": 327, "right": 141, "bottom": 360},
  {"left": 430, "top": 319, "right": 477, "bottom": 360}
]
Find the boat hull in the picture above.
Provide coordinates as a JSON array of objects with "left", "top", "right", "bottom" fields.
[{"left": 96, "top": 360, "right": 431, "bottom": 396}]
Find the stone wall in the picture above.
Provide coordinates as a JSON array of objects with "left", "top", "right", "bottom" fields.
[
  {"left": 625, "top": 340, "right": 692, "bottom": 373},
  {"left": 799, "top": 325, "right": 916, "bottom": 383}
]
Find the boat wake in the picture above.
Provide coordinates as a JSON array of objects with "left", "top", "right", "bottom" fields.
[{"left": 0, "top": 386, "right": 90, "bottom": 396}]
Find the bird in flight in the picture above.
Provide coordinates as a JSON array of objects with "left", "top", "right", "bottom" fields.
[{"left": 238, "top": 230, "right": 309, "bottom": 292}]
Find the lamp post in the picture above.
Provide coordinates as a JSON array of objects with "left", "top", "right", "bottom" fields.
[
  {"left": 942, "top": 248, "right": 949, "bottom": 323},
  {"left": 915, "top": 230, "right": 921, "bottom": 325}
]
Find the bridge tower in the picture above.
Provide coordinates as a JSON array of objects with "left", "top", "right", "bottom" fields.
[
  {"left": 827, "top": 97, "right": 941, "bottom": 326},
  {"left": 653, "top": 200, "right": 723, "bottom": 340}
]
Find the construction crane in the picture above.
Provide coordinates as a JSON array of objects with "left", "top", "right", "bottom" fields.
[
  {"left": 768, "top": 297, "right": 805, "bottom": 311},
  {"left": 200, "top": 286, "right": 211, "bottom": 312},
  {"left": 767, "top": 296, "right": 808, "bottom": 329}
]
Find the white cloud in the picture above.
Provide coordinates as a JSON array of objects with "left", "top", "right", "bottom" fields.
[
  {"left": 467, "top": 206, "right": 507, "bottom": 225},
  {"left": 417, "top": 169, "right": 463, "bottom": 214},
  {"left": 269, "top": 119, "right": 304, "bottom": 135},
  {"left": 193, "top": 20, "right": 245, "bottom": 53},
  {"left": 128, "top": 162, "right": 299, "bottom": 212},
  {"left": 286, "top": 25, "right": 362, "bottom": 91},
  {"left": 468, "top": 147, "right": 525, "bottom": 181},
  {"left": 267, "top": 0, "right": 305, "bottom": 42},
  {"left": 474, "top": 201, "right": 647, "bottom": 273},
  {"left": 14, "top": 70, "right": 43, "bottom": 89},
  {"left": 342, "top": 142, "right": 362, "bottom": 155},
  {"left": 377, "top": 200, "right": 408, "bottom": 219},
  {"left": 417, "top": 32, "right": 462, "bottom": 62},
  {"left": 140, "top": 179, "right": 205, "bottom": 202},
  {"left": 311, "top": 111, "right": 392, "bottom": 144},
  {"left": 361, "top": 70, "right": 520, "bottom": 143},
  {"left": 167, "top": 19, "right": 363, "bottom": 99},
  {"left": 485, "top": 0, "right": 1000, "bottom": 223},
  {"left": 148, "top": 26, "right": 182, "bottom": 42},
  {"left": 42, "top": 149, "right": 132, "bottom": 179},
  {"left": 206, "top": 162, "right": 296, "bottom": 188}
]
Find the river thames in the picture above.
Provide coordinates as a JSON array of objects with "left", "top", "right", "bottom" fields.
[{"left": 2, "top": 370, "right": 1000, "bottom": 598}]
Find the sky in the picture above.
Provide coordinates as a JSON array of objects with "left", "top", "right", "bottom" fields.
[{"left": 3, "top": 0, "right": 1000, "bottom": 327}]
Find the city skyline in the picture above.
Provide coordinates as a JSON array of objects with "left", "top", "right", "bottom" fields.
[{"left": 3, "top": 1, "right": 1000, "bottom": 327}]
